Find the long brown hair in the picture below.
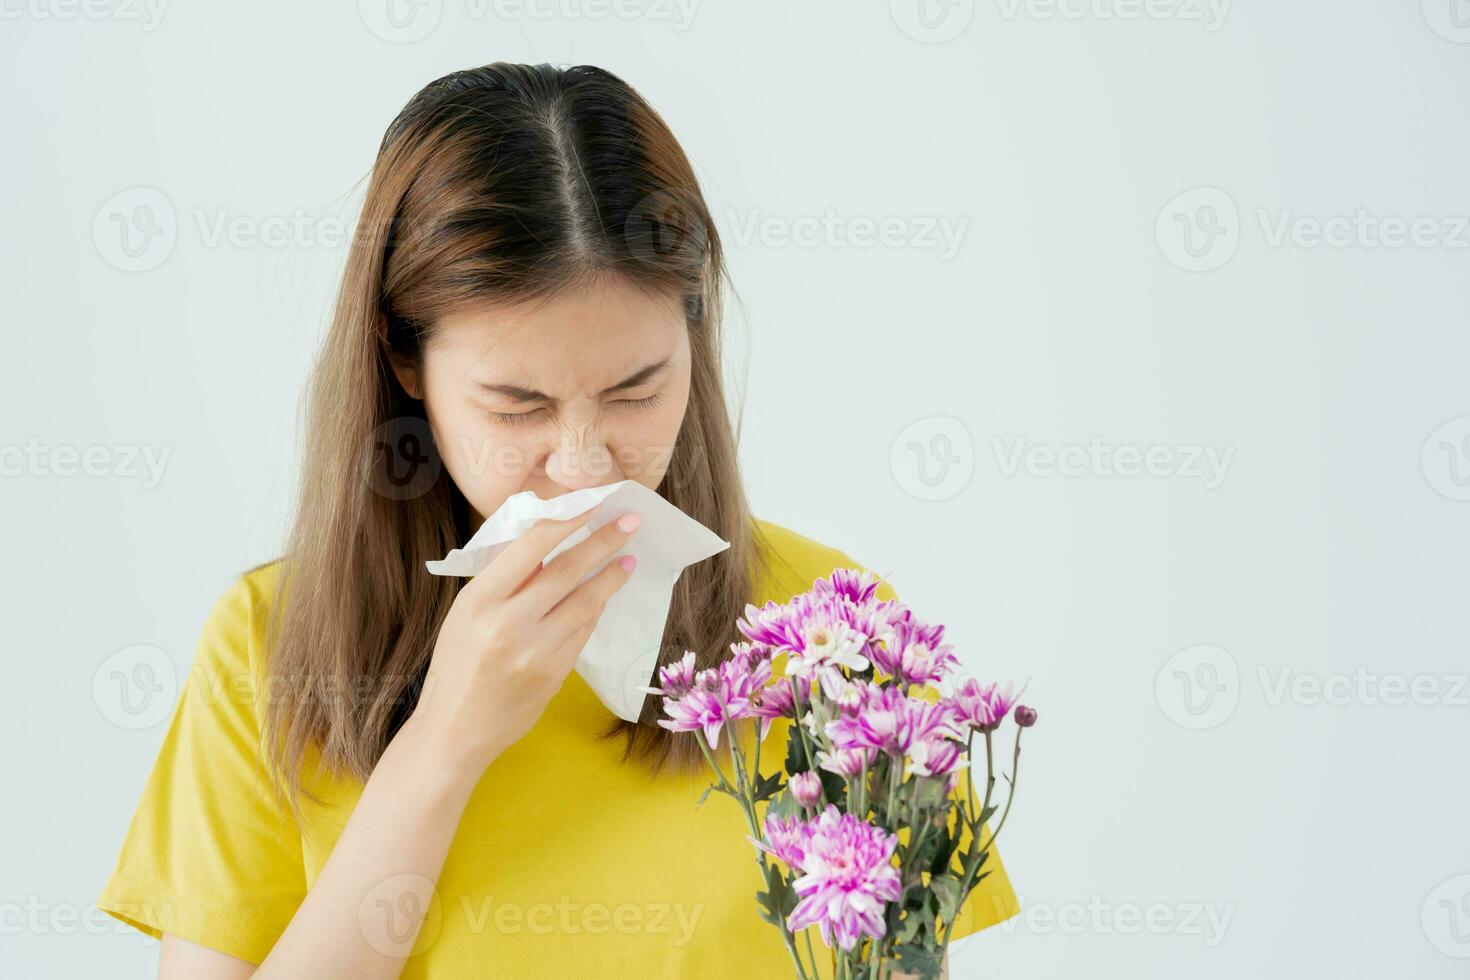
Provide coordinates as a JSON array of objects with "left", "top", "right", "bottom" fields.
[{"left": 256, "top": 63, "right": 758, "bottom": 810}]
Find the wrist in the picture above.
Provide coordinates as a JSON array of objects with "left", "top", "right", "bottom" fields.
[{"left": 393, "top": 712, "right": 500, "bottom": 801}]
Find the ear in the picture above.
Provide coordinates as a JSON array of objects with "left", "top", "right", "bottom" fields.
[{"left": 387, "top": 351, "right": 423, "bottom": 401}]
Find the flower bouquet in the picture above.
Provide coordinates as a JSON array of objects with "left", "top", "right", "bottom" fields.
[{"left": 647, "top": 569, "right": 1036, "bottom": 980}]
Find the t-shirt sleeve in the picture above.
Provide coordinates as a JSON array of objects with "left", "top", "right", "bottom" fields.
[
  {"left": 831, "top": 550, "right": 1023, "bottom": 943},
  {"left": 96, "top": 573, "right": 308, "bottom": 965}
]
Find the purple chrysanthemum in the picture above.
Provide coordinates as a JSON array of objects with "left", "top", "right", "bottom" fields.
[
  {"left": 815, "top": 745, "right": 877, "bottom": 779},
  {"left": 869, "top": 610, "right": 960, "bottom": 687},
  {"left": 906, "top": 735, "right": 968, "bottom": 779},
  {"left": 736, "top": 570, "right": 909, "bottom": 699},
  {"left": 944, "top": 678, "right": 1022, "bottom": 733},
  {"left": 748, "top": 812, "right": 812, "bottom": 870},
  {"left": 656, "top": 648, "right": 770, "bottom": 748},
  {"left": 751, "top": 675, "right": 813, "bottom": 742},
  {"left": 785, "top": 806, "right": 902, "bottom": 952},
  {"left": 637, "top": 649, "right": 699, "bottom": 698},
  {"left": 825, "top": 683, "right": 962, "bottom": 758},
  {"left": 812, "top": 567, "right": 882, "bottom": 605}
]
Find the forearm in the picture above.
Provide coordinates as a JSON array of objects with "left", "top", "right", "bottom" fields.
[{"left": 253, "top": 716, "right": 481, "bottom": 980}]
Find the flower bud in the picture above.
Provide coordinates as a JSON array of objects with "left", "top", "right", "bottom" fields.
[
  {"left": 1014, "top": 704, "right": 1037, "bottom": 728},
  {"left": 789, "top": 770, "right": 824, "bottom": 809}
]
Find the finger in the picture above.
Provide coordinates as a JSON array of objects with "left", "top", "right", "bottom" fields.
[
  {"left": 540, "top": 551, "right": 637, "bottom": 644},
  {"left": 462, "top": 508, "right": 598, "bottom": 603},
  {"left": 512, "top": 511, "right": 640, "bottom": 617},
  {"left": 544, "top": 612, "right": 599, "bottom": 678}
]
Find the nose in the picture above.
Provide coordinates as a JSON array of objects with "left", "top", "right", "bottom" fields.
[{"left": 543, "top": 435, "right": 619, "bottom": 491}]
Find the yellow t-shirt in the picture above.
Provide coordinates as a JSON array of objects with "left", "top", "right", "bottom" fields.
[{"left": 97, "top": 517, "right": 1019, "bottom": 977}]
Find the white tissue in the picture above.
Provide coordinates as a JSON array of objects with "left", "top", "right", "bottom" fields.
[{"left": 425, "top": 480, "right": 730, "bottom": 722}]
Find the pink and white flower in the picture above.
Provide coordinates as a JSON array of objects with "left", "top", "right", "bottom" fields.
[
  {"left": 816, "top": 745, "right": 878, "bottom": 779},
  {"left": 637, "top": 649, "right": 699, "bottom": 698},
  {"left": 656, "top": 648, "right": 770, "bottom": 748},
  {"left": 906, "top": 736, "right": 968, "bottom": 779},
  {"left": 869, "top": 610, "right": 959, "bottom": 687},
  {"left": 944, "top": 679, "right": 1022, "bottom": 733},
  {"left": 825, "top": 684, "right": 962, "bottom": 758},
  {"left": 785, "top": 806, "right": 903, "bottom": 952}
]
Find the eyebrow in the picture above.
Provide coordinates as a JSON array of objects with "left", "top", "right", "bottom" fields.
[{"left": 474, "top": 356, "right": 671, "bottom": 403}]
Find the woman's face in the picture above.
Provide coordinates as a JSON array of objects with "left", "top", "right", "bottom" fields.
[{"left": 391, "top": 276, "right": 693, "bottom": 531}]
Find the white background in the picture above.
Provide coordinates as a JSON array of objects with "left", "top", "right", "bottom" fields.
[{"left": 3, "top": 1, "right": 1469, "bottom": 977}]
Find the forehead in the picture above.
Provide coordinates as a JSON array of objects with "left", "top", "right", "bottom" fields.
[{"left": 432, "top": 278, "right": 687, "bottom": 391}]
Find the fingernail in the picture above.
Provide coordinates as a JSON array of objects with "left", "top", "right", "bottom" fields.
[
  {"left": 619, "top": 554, "right": 637, "bottom": 572},
  {"left": 616, "top": 512, "right": 641, "bottom": 533}
]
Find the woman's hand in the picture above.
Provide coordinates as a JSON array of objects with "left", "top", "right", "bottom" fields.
[{"left": 408, "top": 507, "right": 640, "bottom": 779}]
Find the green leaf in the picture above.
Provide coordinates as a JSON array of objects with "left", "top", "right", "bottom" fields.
[
  {"left": 751, "top": 769, "right": 784, "bottom": 803},
  {"left": 783, "top": 727, "right": 811, "bottom": 776},
  {"left": 895, "top": 942, "right": 944, "bottom": 980},
  {"left": 913, "top": 775, "right": 948, "bottom": 810},
  {"left": 926, "top": 826, "right": 954, "bottom": 877},
  {"left": 766, "top": 788, "right": 802, "bottom": 822},
  {"left": 816, "top": 766, "right": 847, "bottom": 807},
  {"left": 910, "top": 825, "right": 948, "bottom": 872},
  {"left": 694, "top": 781, "right": 731, "bottom": 810},
  {"left": 754, "top": 866, "right": 798, "bottom": 926},
  {"left": 929, "top": 875, "right": 964, "bottom": 922}
]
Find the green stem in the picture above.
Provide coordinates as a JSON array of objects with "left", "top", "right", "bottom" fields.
[
  {"left": 980, "top": 732, "right": 1023, "bottom": 853},
  {"left": 902, "top": 776, "right": 934, "bottom": 882},
  {"left": 941, "top": 728, "right": 1023, "bottom": 950},
  {"left": 695, "top": 730, "right": 735, "bottom": 794},
  {"left": 962, "top": 731, "right": 978, "bottom": 825},
  {"left": 698, "top": 728, "right": 813, "bottom": 980},
  {"left": 792, "top": 678, "right": 822, "bottom": 769}
]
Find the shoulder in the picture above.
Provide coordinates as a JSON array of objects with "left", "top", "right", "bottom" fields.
[
  {"left": 192, "top": 558, "right": 288, "bottom": 681},
  {"left": 749, "top": 517, "right": 899, "bottom": 605}
]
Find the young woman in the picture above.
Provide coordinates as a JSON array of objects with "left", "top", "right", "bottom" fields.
[{"left": 97, "top": 62, "right": 1018, "bottom": 979}]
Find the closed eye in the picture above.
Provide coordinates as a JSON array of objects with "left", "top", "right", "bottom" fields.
[{"left": 487, "top": 392, "right": 663, "bottom": 426}]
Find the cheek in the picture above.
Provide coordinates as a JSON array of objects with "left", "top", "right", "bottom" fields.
[
  {"left": 425, "top": 397, "right": 541, "bottom": 492},
  {"left": 611, "top": 387, "right": 690, "bottom": 479}
]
